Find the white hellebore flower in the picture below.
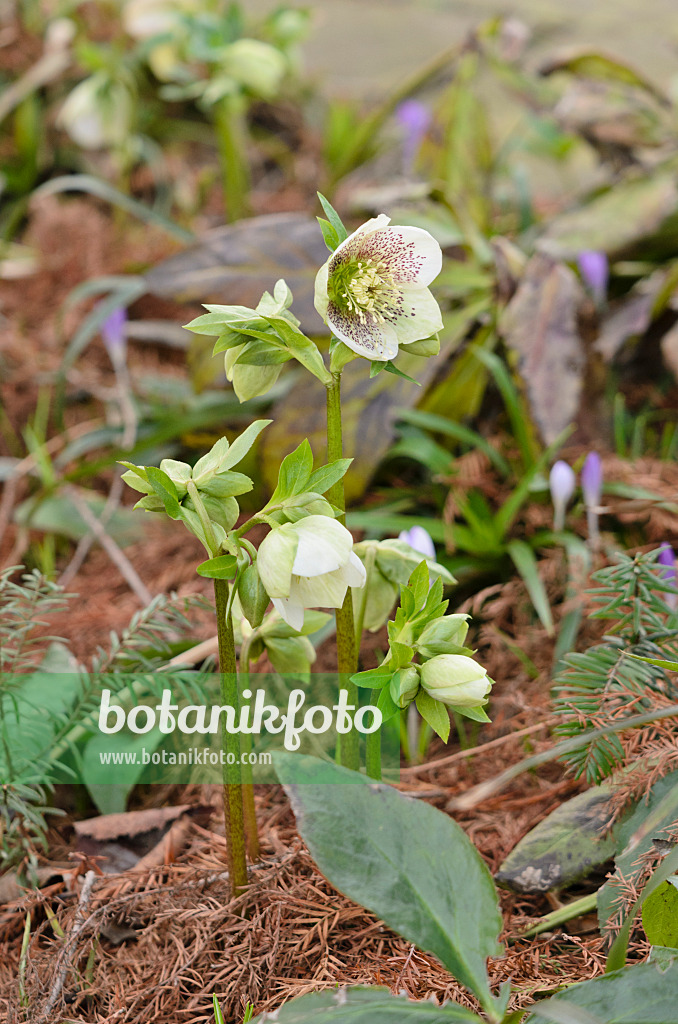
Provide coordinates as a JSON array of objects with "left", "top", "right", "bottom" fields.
[
  {"left": 314, "top": 215, "right": 443, "bottom": 361},
  {"left": 257, "top": 516, "right": 366, "bottom": 631},
  {"left": 420, "top": 654, "right": 492, "bottom": 709}
]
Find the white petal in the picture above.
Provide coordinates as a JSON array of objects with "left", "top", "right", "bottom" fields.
[
  {"left": 292, "top": 516, "right": 353, "bottom": 577},
  {"left": 257, "top": 526, "right": 298, "bottom": 597},
  {"left": 313, "top": 260, "right": 330, "bottom": 322},
  {"left": 272, "top": 596, "right": 305, "bottom": 632},
  {"left": 325, "top": 304, "right": 398, "bottom": 361},
  {"left": 389, "top": 285, "right": 443, "bottom": 346},
  {"left": 332, "top": 214, "right": 391, "bottom": 260},
  {"left": 291, "top": 569, "right": 348, "bottom": 610},
  {"left": 343, "top": 551, "right": 367, "bottom": 588},
  {"left": 358, "top": 225, "right": 442, "bottom": 286}
]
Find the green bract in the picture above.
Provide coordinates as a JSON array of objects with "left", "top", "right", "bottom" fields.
[
  {"left": 184, "top": 279, "right": 332, "bottom": 401},
  {"left": 120, "top": 419, "right": 270, "bottom": 555}
]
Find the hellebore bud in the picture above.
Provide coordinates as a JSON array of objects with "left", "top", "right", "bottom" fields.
[
  {"left": 416, "top": 614, "right": 469, "bottom": 659},
  {"left": 238, "top": 562, "right": 270, "bottom": 629},
  {"left": 390, "top": 666, "right": 421, "bottom": 709},
  {"left": 420, "top": 654, "right": 492, "bottom": 709}
]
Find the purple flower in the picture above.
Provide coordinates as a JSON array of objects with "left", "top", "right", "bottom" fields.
[
  {"left": 577, "top": 251, "right": 608, "bottom": 306},
  {"left": 581, "top": 452, "right": 603, "bottom": 508},
  {"left": 658, "top": 543, "right": 677, "bottom": 609},
  {"left": 549, "top": 461, "right": 575, "bottom": 531},
  {"left": 395, "top": 99, "right": 431, "bottom": 176},
  {"left": 100, "top": 306, "right": 127, "bottom": 362},
  {"left": 398, "top": 525, "right": 436, "bottom": 561}
]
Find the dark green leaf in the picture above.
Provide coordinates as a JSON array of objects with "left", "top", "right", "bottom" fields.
[
  {"left": 317, "top": 193, "right": 348, "bottom": 244},
  {"left": 528, "top": 962, "right": 678, "bottom": 1023},
  {"left": 275, "top": 755, "right": 503, "bottom": 1014},
  {"left": 251, "top": 985, "right": 482, "bottom": 1024},
  {"left": 415, "top": 690, "right": 450, "bottom": 742},
  {"left": 642, "top": 880, "right": 678, "bottom": 947},
  {"left": 145, "top": 467, "right": 182, "bottom": 519}
]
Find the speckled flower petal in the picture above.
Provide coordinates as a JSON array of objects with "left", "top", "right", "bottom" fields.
[
  {"left": 354, "top": 225, "right": 443, "bottom": 286},
  {"left": 325, "top": 302, "right": 399, "bottom": 361}
]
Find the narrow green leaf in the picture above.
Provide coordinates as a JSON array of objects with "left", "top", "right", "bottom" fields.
[
  {"left": 221, "top": 419, "right": 272, "bottom": 470},
  {"left": 271, "top": 439, "right": 314, "bottom": 502},
  {"left": 383, "top": 360, "right": 422, "bottom": 385},
  {"left": 507, "top": 540, "right": 554, "bottom": 636},
  {"left": 213, "top": 994, "right": 226, "bottom": 1024},
  {"left": 317, "top": 193, "right": 348, "bottom": 244},
  {"left": 350, "top": 668, "right": 392, "bottom": 689},
  {"left": 317, "top": 217, "right": 340, "bottom": 252},
  {"left": 642, "top": 880, "right": 678, "bottom": 947},
  {"left": 307, "top": 459, "right": 352, "bottom": 496}
]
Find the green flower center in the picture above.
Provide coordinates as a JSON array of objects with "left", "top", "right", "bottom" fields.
[{"left": 328, "top": 258, "right": 400, "bottom": 323}]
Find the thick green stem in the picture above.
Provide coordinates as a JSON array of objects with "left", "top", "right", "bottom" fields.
[
  {"left": 356, "top": 547, "right": 382, "bottom": 779},
  {"left": 213, "top": 93, "right": 250, "bottom": 223},
  {"left": 326, "top": 372, "right": 360, "bottom": 771},
  {"left": 213, "top": 578, "right": 248, "bottom": 894},
  {"left": 239, "top": 643, "right": 260, "bottom": 862}
]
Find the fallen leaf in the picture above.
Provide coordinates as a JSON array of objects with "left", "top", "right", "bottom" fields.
[{"left": 500, "top": 253, "right": 586, "bottom": 443}]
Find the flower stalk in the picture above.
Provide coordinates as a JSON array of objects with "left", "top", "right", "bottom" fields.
[
  {"left": 213, "top": 577, "right": 248, "bottom": 894},
  {"left": 326, "top": 371, "right": 360, "bottom": 771}
]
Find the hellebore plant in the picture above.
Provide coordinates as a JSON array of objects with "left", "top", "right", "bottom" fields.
[{"left": 125, "top": 196, "right": 491, "bottom": 892}]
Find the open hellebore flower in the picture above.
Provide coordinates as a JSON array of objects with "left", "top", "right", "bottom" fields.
[
  {"left": 314, "top": 215, "right": 443, "bottom": 361},
  {"left": 420, "top": 654, "right": 492, "bottom": 711},
  {"left": 257, "top": 516, "right": 366, "bottom": 631}
]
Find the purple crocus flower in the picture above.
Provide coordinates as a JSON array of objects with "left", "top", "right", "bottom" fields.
[
  {"left": 577, "top": 251, "right": 609, "bottom": 307},
  {"left": 549, "top": 461, "right": 576, "bottom": 531},
  {"left": 398, "top": 525, "right": 436, "bottom": 561},
  {"left": 658, "top": 543, "right": 677, "bottom": 610},
  {"left": 581, "top": 451, "right": 603, "bottom": 549},
  {"left": 395, "top": 99, "right": 432, "bottom": 176},
  {"left": 100, "top": 306, "right": 127, "bottom": 364}
]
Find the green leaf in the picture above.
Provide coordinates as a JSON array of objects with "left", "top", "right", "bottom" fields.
[
  {"left": 221, "top": 419, "right": 272, "bottom": 470},
  {"left": 213, "top": 995, "right": 226, "bottom": 1024},
  {"left": 383, "top": 360, "right": 422, "bottom": 385},
  {"left": 275, "top": 755, "right": 503, "bottom": 1016},
  {"left": 264, "top": 635, "right": 314, "bottom": 674},
  {"left": 306, "top": 459, "right": 352, "bottom": 496},
  {"left": 82, "top": 729, "right": 163, "bottom": 815},
  {"left": 507, "top": 540, "right": 554, "bottom": 636},
  {"left": 408, "top": 560, "right": 431, "bottom": 610},
  {"left": 376, "top": 684, "right": 401, "bottom": 724},
  {"left": 143, "top": 467, "right": 182, "bottom": 519},
  {"left": 528, "top": 962, "right": 678, "bottom": 1023},
  {"left": 415, "top": 689, "right": 450, "bottom": 742},
  {"left": 643, "top": 880, "right": 678, "bottom": 948},
  {"left": 251, "top": 986, "right": 483, "bottom": 1023},
  {"left": 318, "top": 216, "right": 340, "bottom": 252},
  {"left": 350, "top": 668, "right": 393, "bottom": 690},
  {"left": 263, "top": 315, "right": 332, "bottom": 385},
  {"left": 271, "top": 439, "right": 314, "bottom": 502},
  {"left": 317, "top": 193, "right": 348, "bottom": 244},
  {"left": 196, "top": 555, "right": 238, "bottom": 580},
  {"left": 627, "top": 653, "right": 678, "bottom": 672}
]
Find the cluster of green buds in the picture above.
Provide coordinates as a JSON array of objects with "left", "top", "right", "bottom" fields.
[
  {"left": 352, "top": 560, "right": 493, "bottom": 742},
  {"left": 121, "top": 422, "right": 365, "bottom": 644}
]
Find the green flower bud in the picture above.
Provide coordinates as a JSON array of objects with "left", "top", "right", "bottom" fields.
[
  {"left": 238, "top": 562, "right": 270, "bottom": 629},
  {"left": 390, "top": 666, "right": 421, "bottom": 709},
  {"left": 420, "top": 654, "right": 492, "bottom": 709},
  {"left": 416, "top": 614, "right": 469, "bottom": 659}
]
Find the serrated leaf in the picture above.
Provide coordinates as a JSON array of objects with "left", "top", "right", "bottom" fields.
[
  {"left": 276, "top": 755, "right": 503, "bottom": 1015},
  {"left": 415, "top": 689, "right": 450, "bottom": 742},
  {"left": 271, "top": 439, "right": 314, "bottom": 502}
]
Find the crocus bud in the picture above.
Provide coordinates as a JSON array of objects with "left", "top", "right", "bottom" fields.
[
  {"left": 549, "top": 461, "right": 576, "bottom": 531},
  {"left": 581, "top": 452, "right": 603, "bottom": 508},
  {"left": 420, "top": 654, "right": 492, "bottom": 709},
  {"left": 581, "top": 451, "right": 603, "bottom": 550},
  {"left": 238, "top": 562, "right": 270, "bottom": 629},
  {"left": 658, "top": 543, "right": 677, "bottom": 611},
  {"left": 577, "top": 251, "right": 608, "bottom": 307},
  {"left": 101, "top": 306, "right": 128, "bottom": 367},
  {"left": 395, "top": 99, "right": 431, "bottom": 176},
  {"left": 416, "top": 614, "right": 469, "bottom": 659},
  {"left": 398, "top": 525, "right": 436, "bottom": 561},
  {"left": 390, "top": 666, "right": 421, "bottom": 709}
]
